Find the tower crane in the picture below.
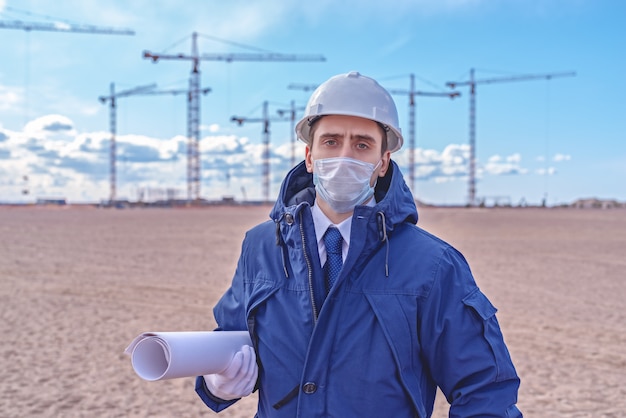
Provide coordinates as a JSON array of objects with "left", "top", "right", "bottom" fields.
[
  {"left": 231, "top": 101, "right": 290, "bottom": 203},
  {"left": 287, "top": 83, "right": 319, "bottom": 92},
  {"left": 446, "top": 68, "right": 576, "bottom": 206},
  {"left": 143, "top": 32, "right": 325, "bottom": 202},
  {"left": 99, "top": 83, "right": 155, "bottom": 204},
  {"left": 387, "top": 74, "right": 460, "bottom": 196},
  {"left": 2, "top": 7, "right": 134, "bottom": 202},
  {"left": 0, "top": 6, "right": 134, "bottom": 35},
  {"left": 0, "top": 19, "right": 134, "bottom": 35},
  {"left": 99, "top": 83, "right": 211, "bottom": 204}
]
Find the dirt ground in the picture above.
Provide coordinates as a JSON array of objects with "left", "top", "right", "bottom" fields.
[{"left": 1, "top": 205, "right": 624, "bottom": 417}]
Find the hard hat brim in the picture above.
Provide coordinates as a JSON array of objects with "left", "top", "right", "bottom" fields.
[{"left": 296, "top": 114, "right": 403, "bottom": 153}]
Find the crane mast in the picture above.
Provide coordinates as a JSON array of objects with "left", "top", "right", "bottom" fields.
[
  {"left": 99, "top": 83, "right": 156, "bottom": 204},
  {"left": 231, "top": 101, "right": 290, "bottom": 203},
  {"left": 446, "top": 69, "right": 576, "bottom": 206},
  {"left": 143, "top": 32, "right": 325, "bottom": 202},
  {"left": 387, "top": 74, "right": 460, "bottom": 196}
]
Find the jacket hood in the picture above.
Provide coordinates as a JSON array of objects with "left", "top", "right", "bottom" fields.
[{"left": 270, "top": 159, "right": 418, "bottom": 229}]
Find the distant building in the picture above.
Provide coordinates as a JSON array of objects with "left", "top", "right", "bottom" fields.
[
  {"left": 571, "top": 198, "right": 624, "bottom": 209},
  {"left": 36, "top": 198, "right": 67, "bottom": 206}
]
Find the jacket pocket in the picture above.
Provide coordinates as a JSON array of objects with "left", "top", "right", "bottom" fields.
[
  {"left": 462, "top": 289, "right": 518, "bottom": 382},
  {"left": 365, "top": 293, "right": 428, "bottom": 418}
]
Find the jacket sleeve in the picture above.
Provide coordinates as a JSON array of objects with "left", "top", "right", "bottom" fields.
[
  {"left": 194, "top": 235, "right": 252, "bottom": 412},
  {"left": 213, "top": 234, "right": 253, "bottom": 332},
  {"left": 195, "top": 376, "right": 240, "bottom": 412},
  {"left": 420, "top": 246, "right": 522, "bottom": 417}
]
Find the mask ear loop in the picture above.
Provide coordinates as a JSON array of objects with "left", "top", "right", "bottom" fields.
[{"left": 370, "top": 160, "right": 383, "bottom": 188}]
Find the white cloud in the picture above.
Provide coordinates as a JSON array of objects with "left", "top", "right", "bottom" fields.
[
  {"left": 441, "top": 144, "right": 469, "bottom": 165},
  {"left": 536, "top": 167, "right": 557, "bottom": 176},
  {"left": 396, "top": 144, "right": 469, "bottom": 183},
  {"left": 416, "top": 149, "right": 441, "bottom": 164},
  {"left": 121, "top": 133, "right": 181, "bottom": 160},
  {"left": 507, "top": 153, "right": 522, "bottom": 163},
  {"left": 483, "top": 152, "right": 526, "bottom": 175},
  {"left": 201, "top": 134, "right": 242, "bottom": 153},
  {"left": 24, "top": 114, "right": 75, "bottom": 136},
  {"left": 0, "top": 85, "right": 21, "bottom": 111},
  {"left": 203, "top": 123, "right": 220, "bottom": 133},
  {"left": 273, "top": 140, "right": 305, "bottom": 161},
  {"left": 553, "top": 153, "right": 571, "bottom": 162},
  {"left": 399, "top": 144, "right": 533, "bottom": 184},
  {"left": 488, "top": 154, "right": 521, "bottom": 164}
]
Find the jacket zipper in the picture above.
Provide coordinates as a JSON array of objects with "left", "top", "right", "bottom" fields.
[{"left": 299, "top": 211, "right": 318, "bottom": 322}]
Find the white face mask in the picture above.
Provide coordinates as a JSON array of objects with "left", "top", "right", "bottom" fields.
[{"left": 313, "top": 157, "right": 381, "bottom": 214}]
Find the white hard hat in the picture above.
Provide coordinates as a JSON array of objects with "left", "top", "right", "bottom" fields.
[{"left": 296, "top": 71, "right": 403, "bottom": 153}]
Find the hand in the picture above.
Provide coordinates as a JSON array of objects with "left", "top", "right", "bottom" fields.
[{"left": 203, "top": 345, "right": 258, "bottom": 401}]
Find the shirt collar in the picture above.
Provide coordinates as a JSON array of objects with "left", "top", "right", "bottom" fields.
[{"left": 311, "top": 197, "right": 376, "bottom": 246}]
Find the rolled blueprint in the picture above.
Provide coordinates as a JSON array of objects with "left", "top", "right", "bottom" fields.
[{"left": 125, "top": 331, "right": 252, "bottom": 381}]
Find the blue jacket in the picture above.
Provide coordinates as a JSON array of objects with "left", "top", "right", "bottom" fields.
[{"left": 196, "top": 161, "right": 522, "bottom": 417}]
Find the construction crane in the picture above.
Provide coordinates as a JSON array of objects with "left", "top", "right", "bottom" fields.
[
  {"left": 231, "top": 101, "right": 290, "bottom": 203},
  {"left": 387, "top": 74, "right": 460, "bottom": 196},
  {"left": 276, "top": 101, "right": 306, "bottom": 168},
  {"left": 143, "top": 32, "right": 325, "bottom": 202},
  {"left": 0, "top": 6, "right": 134, "bottom": 35},
  {"left": 446, "top": 68, "right": 576, "bottom": 206},
  {"left": 0, "top": 19, "right": 134, "bottom": 35},
  {"left": 287, "top": 83, "right": 319, "bottom": 92},
  {"left": 2, "top": 7, "right": 134, "bottom": 202},
  {"left": 98, "top": 83, "right": 155, "bottom": 204},
  {"left": 99, "top": 83, "right": 211, "bottom": 204}
]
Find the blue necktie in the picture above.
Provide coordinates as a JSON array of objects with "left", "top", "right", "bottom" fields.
[{"left": 323, "top": 226, "right": 343, "bottom": 292}]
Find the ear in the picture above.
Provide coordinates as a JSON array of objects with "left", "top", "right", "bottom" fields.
[
  {"left": 377, "top": 151, "right": 392, "bottom": 177},
  {"left": 305, "top": 146, "right": 313, "bottom": 173}
]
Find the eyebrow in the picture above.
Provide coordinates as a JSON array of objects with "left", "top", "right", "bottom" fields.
[{"left": 318, "top": 132, "right": 378, "bottom": 142}]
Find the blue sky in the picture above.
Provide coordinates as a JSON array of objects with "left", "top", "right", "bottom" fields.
[{"left": 0, "top": 0, "right": 624, "bottom": 205}]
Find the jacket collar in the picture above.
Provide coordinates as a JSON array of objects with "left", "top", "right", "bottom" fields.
[{"left": 270, "top": 159, "right": 418, "bottom": 231}]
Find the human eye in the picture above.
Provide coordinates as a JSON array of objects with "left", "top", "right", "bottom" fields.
[{"left": 322, "top": 137, "right": 338, "bottom": 146}]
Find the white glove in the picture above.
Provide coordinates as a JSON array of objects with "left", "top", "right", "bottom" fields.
[{"left": 203, "top": 345, "right": 258, "bottom": 400}]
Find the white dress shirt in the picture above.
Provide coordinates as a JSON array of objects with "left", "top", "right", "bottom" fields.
[{"left": 311, "top": 198, "right": 376, "bottom": 267}]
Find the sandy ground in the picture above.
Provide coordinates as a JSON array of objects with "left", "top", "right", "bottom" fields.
[{"left": 0, "top": 205, "right": 624, "bottom": 417}]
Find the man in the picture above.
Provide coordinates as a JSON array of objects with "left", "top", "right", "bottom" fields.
[{"left": 195, "top": 71, "right": 522, "bottom": 417}]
